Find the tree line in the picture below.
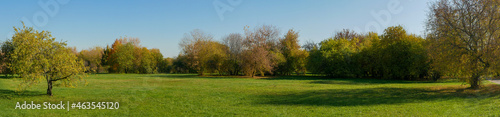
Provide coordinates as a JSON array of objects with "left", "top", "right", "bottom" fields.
[
  {"left": 173, "top": 25, "right": 434, "bottom": 81},
  {"left": 0, "top": 24, "right": 434, "bottom": 80},
  {"left": 176, "top": 26, "right": 308, "bottom": 77},
  {"left": 307, "top": 26, "right": 430, "bottom": 80}
]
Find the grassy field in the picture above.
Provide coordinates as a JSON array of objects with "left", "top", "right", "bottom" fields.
[{"left": 0, "top": 74, "right": 499, "bottom": 116}]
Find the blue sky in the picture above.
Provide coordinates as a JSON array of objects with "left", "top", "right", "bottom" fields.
[{"left": 0, "top": 0, "right": 433, "bottom": 57}]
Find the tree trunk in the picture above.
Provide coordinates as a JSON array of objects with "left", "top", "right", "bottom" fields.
[
  {"left": 470, "top": 74, "right": 480, "bottom": 89},
  {"left": 199, "top": 71, "right": 204, "bottom": 76},
  {"left": 198, "top": 66, "right": 204, "bottom": 76},
  {"left": 47, "top": 80, "right": 53, "bottom": 96},
  {"left": 251, "top": 69, "right": 255, "bottom": 78}
]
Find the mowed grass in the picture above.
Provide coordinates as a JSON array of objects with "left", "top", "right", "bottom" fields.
[{"left": 0, "top": 74, "right": 500, "bottom": 116}]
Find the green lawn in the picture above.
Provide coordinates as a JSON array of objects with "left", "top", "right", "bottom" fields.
[{"left": 0, "top": 74, "right": 499, "bottom": 116}]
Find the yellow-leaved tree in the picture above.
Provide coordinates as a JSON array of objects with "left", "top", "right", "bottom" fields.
[
  {"left": 427, "top": 0, "right": 500, "bottom": 89},
  {"left": 7, "top": 23, "right": 86, "bottom": 96}
]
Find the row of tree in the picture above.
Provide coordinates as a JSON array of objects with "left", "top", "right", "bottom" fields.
[
  {"left": 175, "top": 25, "right": 433, "bottom": 80},
  {"left": 307, "top": 27, "right": 430, "bottom": 80},
  {"left": 177, "top": 25, "right": 309, "bottom": 77},
  {"left": 314, "top": 26, "right": 430, "bottom": 80},
  {"left": 77, "top": 38, "right": 168, "bottom": 74}
]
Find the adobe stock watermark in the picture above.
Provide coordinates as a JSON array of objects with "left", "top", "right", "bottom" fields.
[
  {"left": 354, "top": 0, "right": 410, "bottom": 33},
  {"left": 213, "top": 0, "right": 243, "bottom": 21},
  {"left": 5, "top": 0, "right": 70, "bottom": 39}
]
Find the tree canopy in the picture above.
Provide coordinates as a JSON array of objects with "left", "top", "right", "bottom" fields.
[
  {"left": 6, "top": 23, "right": 86, "bottom": 96},
  {"left": 426, "top": 0, "right": 500, "bottom": 88}
]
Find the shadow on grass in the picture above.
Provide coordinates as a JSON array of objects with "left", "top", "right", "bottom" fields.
[
  {"left": 0, "top": 75, "right": 17, "bottom": 79},
  {"left": 147, "top": 74, "right": 451, "bottom": 85},
  {"left": 255, "top": 84, "right": 500, "bottom": 107},
  {"left": 264, "top": 75, "right": 441, "bottom": 85},
  {"left": 0, "top": 89, "right": 45, "bottom": 99},
  {"left": 262, "top": 75, "right": 332, "bottom": 80},
  {"left": 146, "top": 74, "right": 251, "bottom": 79},
  {"left": 308, "top": 80, "right": 428, "bottom": 85},
  {"left": 147, "top": 74, "right": 197, "bottom": 78}
]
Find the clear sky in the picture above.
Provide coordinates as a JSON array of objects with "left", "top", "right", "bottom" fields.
[{"left": 0, "top": 0, "right": 433, "bottom": 58}]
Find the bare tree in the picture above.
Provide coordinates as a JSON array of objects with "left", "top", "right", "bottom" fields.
[
  {"left": 222, "top": 33, "right": 244, "bottom": 75},
  {"left": 303, "top": 40, "right": 318, "bottom": 52},
  {"left": 241, "top": 25, "right": 281, "bottom": 77},
  {"left": 334, "top": 29, "right": 362, "bottom": 40}
]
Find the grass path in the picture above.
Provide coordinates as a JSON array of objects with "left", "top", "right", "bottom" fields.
[{"left": 488, "top": 80, "right": 500, "bottom": 85}]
